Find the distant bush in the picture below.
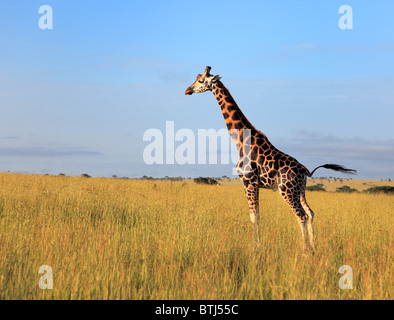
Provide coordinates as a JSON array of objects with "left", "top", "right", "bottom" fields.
[
  {"left": 363, "top": 186, "right": 394, "bottom": 194},
  {"left": 336, "top": 185, "right": 358, "bottom": 193},
  {"left": 306, "top": 184, "right": 326, "bottom": 192},
  {"left": 193, "top": 177, "right": 218, "bottom": 185},
  {"left": 81, "top": 173, "right": 91, "bottom": 178},
  {"left": 140, "top": 175, "right": 154, "bottom": 180},
  {"left": 169, "top": 177, "right": 183, "bottom": 181}
]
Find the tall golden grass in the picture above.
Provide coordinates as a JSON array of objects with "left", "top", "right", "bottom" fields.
[{"left": 0, "top": 173, "right": 392, "bottom": 299}]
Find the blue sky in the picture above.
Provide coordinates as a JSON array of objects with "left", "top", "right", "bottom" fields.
[{"left": 0, "top": 0, "right": 393, "bottom": 179}]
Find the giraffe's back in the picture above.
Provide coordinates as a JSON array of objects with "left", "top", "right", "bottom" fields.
[{"left": 254, "top": 138, "right": 310, "bottom": 191}]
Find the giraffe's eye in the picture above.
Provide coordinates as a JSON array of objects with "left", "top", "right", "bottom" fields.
[{"left": 198, "top": 79, "right": 204, "bottom": 83}]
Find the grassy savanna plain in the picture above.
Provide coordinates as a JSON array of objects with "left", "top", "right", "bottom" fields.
[{"left": 0, "top": 173, "right": 392, "bottom": 299}]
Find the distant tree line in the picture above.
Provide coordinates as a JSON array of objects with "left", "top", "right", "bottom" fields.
[
  {"left": 363, "top": 186, "right": 394, "bottom": 194},
  {"left": 306, "top": 184, "right": 326, "bottom": 192},
  {"left": 193, "top": 177, "right": 218, "bottom": 185},
  {"left": 336, "top": 185, "right": 358, "bottom": 193}
]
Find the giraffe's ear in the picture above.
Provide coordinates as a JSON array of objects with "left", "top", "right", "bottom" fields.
[{"left": 212, "top": 75, "right": 222, "bottom": 83}]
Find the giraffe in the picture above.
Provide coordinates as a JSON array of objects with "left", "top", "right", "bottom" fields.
[{"left": 185, "top": 66, "right": 356, "bottom": 253}]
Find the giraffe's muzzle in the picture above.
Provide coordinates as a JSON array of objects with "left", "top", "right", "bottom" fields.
[{"left": 185, "top": 87, "right": 193, "bottom": 95}]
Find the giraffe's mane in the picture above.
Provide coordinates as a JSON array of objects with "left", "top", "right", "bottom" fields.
[{"left": 216, "top": 80, "right": 266, "bottom": 137}]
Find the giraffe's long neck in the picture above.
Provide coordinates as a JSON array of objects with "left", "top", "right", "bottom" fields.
[{"left": 212, "top": 80, "right": 258, "bottom": 148}]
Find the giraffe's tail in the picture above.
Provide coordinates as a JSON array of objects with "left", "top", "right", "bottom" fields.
[{"left": 308, "top": 164, "right": 357, "bottom": 177}]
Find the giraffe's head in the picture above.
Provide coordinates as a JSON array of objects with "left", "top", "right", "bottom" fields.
[{"left": 185, "top": 66, "right": 221, "bottom": 95}]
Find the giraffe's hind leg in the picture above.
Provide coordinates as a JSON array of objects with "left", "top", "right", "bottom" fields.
[
  {"left": 300, "top": 192, "right": 316, "bottom": 253},
  {"left": 279, "top": 185, "right": 314, "bottom": 253}
]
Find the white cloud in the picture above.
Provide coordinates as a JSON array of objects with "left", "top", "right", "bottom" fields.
[
  {"left": 274, "top": 132, "right": 394, "bottom": 179},
  {"left": 0, "top": 146, "right": 102, "bottom": 157},
  {"left": 278, "top": 42, "right": 394, "bottom": 53}
]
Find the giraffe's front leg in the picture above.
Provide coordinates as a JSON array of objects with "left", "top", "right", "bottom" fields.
[{"left": 242, "top": 178, "right": 260, "bottom": 243}]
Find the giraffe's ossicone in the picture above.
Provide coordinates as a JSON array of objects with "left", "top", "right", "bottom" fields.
[{"left": 185, "top": 66, "right": 356, "bottom": 253}]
